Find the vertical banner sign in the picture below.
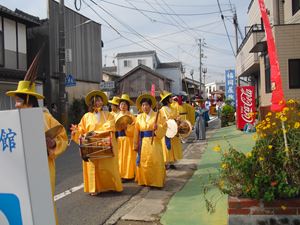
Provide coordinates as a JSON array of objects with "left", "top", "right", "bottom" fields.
[
  {"left": 225, "top": 69, "right": 236, "bottom": 105},
  {"left": 258, "top": 0, "right": 285, "bottom": 112},
  {"left": 151, "top": 84, "right": 155, "bottom": 97},
  {"left": 236, "top": 86, "right": 256, "bottom": 130}
]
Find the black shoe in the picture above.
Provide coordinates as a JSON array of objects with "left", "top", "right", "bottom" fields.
[{"left": 169, "top": 164, "right": 176, "bottom": 169}]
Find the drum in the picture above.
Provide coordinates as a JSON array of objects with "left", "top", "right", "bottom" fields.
[
  {"left": 166, "top": 119, "right": 178, "bottom": 138},
  {"left": 177, "top": 120, "right": 192, "bottom": 138},
  {"left": 79, "top": 131, "right": 114, "bottom": 162},
  {"left": 115, "top": 114, "right": 134, "bottom": 131}
]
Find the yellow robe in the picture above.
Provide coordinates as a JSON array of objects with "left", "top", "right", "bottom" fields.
[
  {"left": 133, "top": 110, "right": 167, "bottom": 187},
  {"left": 185, "top": 103, "right": 196, "bottom": 126},
  {"left": 72, "top": 111, "right": 123, "bottom": 193},
  {"left": 43, "top": 110, "right": 68, "bottom": 225},
  {"left": 171, "top": 101, "right": 187, "bottom": 121},
  {"left": 160, "top": 106, "right": 183, "bottom": 163},
  {"left": 43, "top": 110, "right": 68, "bottom": 195},
  {"left": 115, "top": 111, "right": 136, "bottom": 179}
]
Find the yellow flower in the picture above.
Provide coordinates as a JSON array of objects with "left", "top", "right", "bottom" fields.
[
  {"left": 272, "top": 122, "right": 276, "bottom": 126},
  {"left": 221, "top": 163, "right": 228, "bottom": 169},
  {"left": 283, "top": 107, "right": 289, "bottom": 112},
  {"left": 253, "top": 134, "right": 258, "bottom": 140},
  {"left": 259, "top": 157, "right": 264, "bottom": 161},
  {"left": 266, "top": 117, "right": 270, "bottom": 122},
  {"left": 285, "top": 147, "right": 289, "bottom": 153},
  {"left": 246, "top": 152, "right": 252, "bottom": 158},
  {"left": 213, "top": 145, "right": 221, "bottom": 152},
  {"left": 281, "top": 205, "right": 287, "bottom": 210},
  {"left": 267, "top": 112, "right": 272, "bottom": 117},
  {"left": 268, "top": 145, "right": 273, "bottom": 150},
  {"left": 287, "top": 99, "right": 295, "bottom": 104},
  {"left": 280, "top": 116, "right": 287, "bottom": 122},
  {"left": 219, "top": 180, "right": 225, "bottom": 189},
  {"left": 282, "top": 129, "right": 287, "bottom": 134},
  {"left": 294, "top": 122, "right": 300, "bottom": 129}
]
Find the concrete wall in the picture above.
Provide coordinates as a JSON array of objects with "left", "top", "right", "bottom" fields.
[
  {"left": 258, "top": 56, "right": 272, "bottom": 107},
  {"left": 156, "top": 67, "right": 181, "bottom": 94},
  {"left": 284, "top": 0, "right": 300, "bottom": 24}
]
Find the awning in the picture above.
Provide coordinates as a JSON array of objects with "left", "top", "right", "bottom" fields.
[{"left": 250, "top": 41, "right": 267, "bottom": 53}]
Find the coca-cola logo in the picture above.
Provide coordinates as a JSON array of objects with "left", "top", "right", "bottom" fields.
[{"left": 241, "top": 88, "right": 254, "bottom": 123}]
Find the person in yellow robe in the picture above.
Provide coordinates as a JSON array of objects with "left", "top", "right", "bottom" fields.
[
  {"left": 115, "top": 94, "right": 136, "bottom": 180},
  {"left": 71, "top": 90, "right": 123, "bottom": 195},
  {"left": 160, "top": 91, "right": 183, "bottom": 169},
  {"left": 134, "top": 93, "right": 167, "bottom": 187},
  {"left": 108, "top": 96, "right": 120, "bottom": 117},
  {"left": 171, "top": 96, "right": 187, "bottom": 121},
  {"left": 6, "top": 80, "right": 68, "bottom": 225}
]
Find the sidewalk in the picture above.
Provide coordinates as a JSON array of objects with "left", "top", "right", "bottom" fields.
[{"left": 160, "top": 125, "right": 255, "bottom": 225}]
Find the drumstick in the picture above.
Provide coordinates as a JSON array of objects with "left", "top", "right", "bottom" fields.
[{"left": 151, "top": 103, "right": 160, "bottom": 145}]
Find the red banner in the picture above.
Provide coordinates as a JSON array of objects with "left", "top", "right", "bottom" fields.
[
  {"left": 151, "top": 84, "right": 155, "bottom": 96},
  {"left": 236, "top": 86, "right": 256, "bottom": 130},
  {"left": 258, "top": 0, "right": 285, "bottom": 112}
]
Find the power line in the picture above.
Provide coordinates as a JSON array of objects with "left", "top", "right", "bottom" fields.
[
  {"left": 97, "top": 0, "right": 232, "bottom": 16},
  {"left": 216, "top": 0, "right": 236, "bottom": 56},
  {"left": 88, "top": 0, "right": 180, "bottom": 61}
]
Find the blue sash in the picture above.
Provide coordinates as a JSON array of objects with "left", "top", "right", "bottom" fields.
[
  {"left": 136, "top": 131, "right": 153, "bottom": 166},
  {"left": 115, "top": 130, "right": 126, "bottom": 139},
  {"left": 165, "top": 137, "right": 171, "bottom": 150}
]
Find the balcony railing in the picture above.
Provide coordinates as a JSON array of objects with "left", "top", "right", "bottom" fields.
[{"left": 237, "top": 24, "right": 264, "bottom": 54}]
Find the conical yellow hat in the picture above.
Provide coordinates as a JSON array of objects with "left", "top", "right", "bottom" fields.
[
  {"left": 136, "top": 93, "right": 156, "bottom": 110},
  {"left": 108, "top": 96, "right": 120, "bottom": 106},
  {"left": 159, "top": 90, "right": 172, "bottom": 103},
  {"left": 85, "top": 90, "right": 108, "bottom": 106},
  {"left": 119, "top": 94, "right": 134, "bottom": 106},
  {"left": 6, "top": 81, "right": 44, "bottom": 99}
]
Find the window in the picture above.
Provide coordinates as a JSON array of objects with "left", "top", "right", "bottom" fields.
[
  {"left": 123, "top": 60, "right": 132, "bottom": 67},
  {"left": 292, "top": 0, "right": 300, "bottom": 15},
  {"left": 289, "top": 59, "right": 300, "bottom": 89},
  {"left": 264, "top": 54, "right": 271, "bottom": 93},
  {"left": 138, "top": 59, "right": 146, "bottom": 65}
]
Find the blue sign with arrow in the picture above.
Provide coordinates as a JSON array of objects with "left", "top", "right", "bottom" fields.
[{"left": 65, "top": 74, "right": 76, "bottom": 87}]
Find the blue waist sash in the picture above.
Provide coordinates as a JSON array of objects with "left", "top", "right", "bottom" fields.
[
  {"left": 115, "top": 130, "right": 126, "bottom": 138},
  {"left": 136, "top": 131, "right": 153, "bottom": 166}
]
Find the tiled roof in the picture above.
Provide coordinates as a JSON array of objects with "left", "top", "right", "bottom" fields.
[
  {"left": 116, "top": 51, "right": 156, "bottom": 58},
  {"left": 157, "top": 62, "right": 182, "bottom": 69}
]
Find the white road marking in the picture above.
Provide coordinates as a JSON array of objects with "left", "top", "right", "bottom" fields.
[{"left": 54, "top": 183, "right": 84, "bottom": 202}]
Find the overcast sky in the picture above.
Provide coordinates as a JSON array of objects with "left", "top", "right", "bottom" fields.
[{"left": 0, "top": 0, "right": 250, "bottom": 83}]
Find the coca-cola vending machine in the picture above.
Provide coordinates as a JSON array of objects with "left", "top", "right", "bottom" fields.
[{"left": 236, "top": 86, "right": 256, "bottom": 130}]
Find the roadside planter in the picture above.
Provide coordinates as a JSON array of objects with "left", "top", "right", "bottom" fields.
[
  {"left": 211, "top": 100, "right": 300, "bottom": 224},
  {"left": 228, "top": 197, "right": 300, "bottom": 225}
]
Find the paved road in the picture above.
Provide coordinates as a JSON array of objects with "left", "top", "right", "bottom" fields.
[{"left": 55, "top": 118, "right": 219, "bottom": 225}]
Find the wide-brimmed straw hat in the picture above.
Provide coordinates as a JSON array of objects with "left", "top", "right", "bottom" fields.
[
  {"left": 159, "top": 90, "right": 172, "bottom": 103},
  {"left": 85, "top": 90, "right": 108, "bottom": 106},
  {"left": 6, "top": 81, "right": 44, "bottom": 99},
  {"left": 108, "top": 96, "right": 120, "bottom": 106},
  {"left": 118, "top": 94, "right": 134, "bottom": 106},
  {"left": 136, "top": 93, "right": 156, "bottom": 110}
]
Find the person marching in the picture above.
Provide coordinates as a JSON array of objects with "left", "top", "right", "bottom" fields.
[
  {"left": 159, "top": 91, "right": 183, "bottom": 169},
  {"left": 115, "top": 94, "right": 136, "bottom": 180},
  {"left": 134, "top": 93, "right": 167, "bottom": 188},
  {"left": 71, "top": 90, "right": 123, "bottom": 195},
  {"left": 6, "top": 47, "right": 68, "bottom": 225},
  {"left": 108, "top": 96, "right": 120, "bottom": 117}
]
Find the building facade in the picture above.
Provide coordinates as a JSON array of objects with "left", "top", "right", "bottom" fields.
[
  {"left": 115, "top": 50, "right": 184, "bottom": 95},
  {"left": 205, "top": 81, "right": 225, "bottom": 98},
  {"left": 0, "top": 5, "right": 41, "bottom": 110},
  {"left": 236, "top": 0, "right": 300, "bottom": 108}
]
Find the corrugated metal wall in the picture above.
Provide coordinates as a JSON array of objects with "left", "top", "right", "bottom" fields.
[{"left": 48, "top": 0, "right": 102, "bottom": 83}]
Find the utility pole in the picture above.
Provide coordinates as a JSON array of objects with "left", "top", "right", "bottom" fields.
[
  {"left": 233, "top": 9, "right": 239, "bottom": 54},
  {"left": 198, "top": 39, "right": 202, "bottom": 97},
  {"left": 58, "top": 0, "right": 67, "bottom": 126}
]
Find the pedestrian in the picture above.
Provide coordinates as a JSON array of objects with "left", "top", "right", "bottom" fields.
[
  {"left": 134, "top": 93, "right": 167, "bottom": 188},
  {"left": 115, "top": 94, "right": 136, "bottom": 180},
  {"left": 6, "top": 47, "right": 68, "bottom": 225},
  {"left": 108, "top": 96, "right": 120, "bottom": 116},
  {"left": 159, "top": 91, "right": 183, "bottom": 169},
  {"left": 70, "top": 90, "right": 123, "bottom": 195}
]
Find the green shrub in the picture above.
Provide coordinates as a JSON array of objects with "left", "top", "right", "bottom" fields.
[{"left": 68, "top": 98, "right": 87, "bottom": 128}]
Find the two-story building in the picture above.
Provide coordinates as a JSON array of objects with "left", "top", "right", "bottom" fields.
[
  {"left": 115, "top": 50, "right": 184, "bottom": 95},
  {"left": 205, "top": 81, "right": 225, "bottom": 98},
  {"left": 0, "top": 5, "right": 41, "bottom": 110},
  {"left": 236, "top": 0, "right": 300, "bottom": 110}
]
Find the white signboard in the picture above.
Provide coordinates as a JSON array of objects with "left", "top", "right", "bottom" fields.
[
  {"left": 100, "top": 81, "right": 115, "bottom": 91},
  {"left": 0, "top": 108, "right": 55, "bottom": 225}
]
